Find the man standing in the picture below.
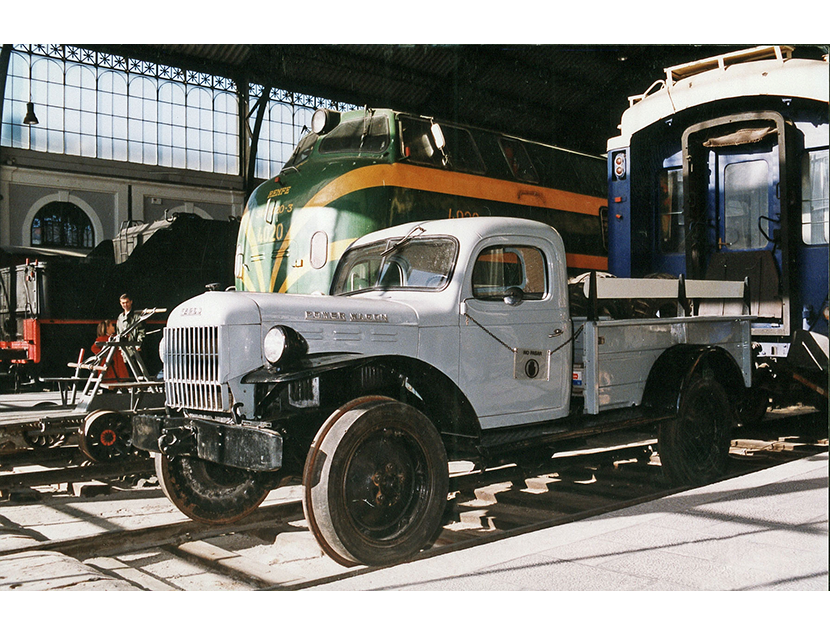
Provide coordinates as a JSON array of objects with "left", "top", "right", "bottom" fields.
[{"left": 116, "top": 293, "right": 145, "bottom": 352}]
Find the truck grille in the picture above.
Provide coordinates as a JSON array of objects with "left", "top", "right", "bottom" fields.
[{"left": 163, "top": 325, "right": 226, "bottom": 411}]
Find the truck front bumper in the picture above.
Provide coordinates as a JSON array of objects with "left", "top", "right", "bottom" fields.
[{"left": 132, "top": 413, "right": 283, "bottom": 472}]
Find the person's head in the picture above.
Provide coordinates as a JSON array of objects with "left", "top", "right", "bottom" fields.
[
  {"left": 119, "top": 294, "right": 133, "bottom": 313},
  {"left": 106, "top": 319, "right": 117, "bottom": 336},
  {"left": 97, "top": 321, "right": 108, "bottom": 337}
]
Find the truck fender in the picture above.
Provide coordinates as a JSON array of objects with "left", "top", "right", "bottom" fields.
[
  {"left": 641, "top": 344, "right": 746, "bottom": 416},
  {"left": 243, "top": 354, "right": 482, "bottom": 458}
]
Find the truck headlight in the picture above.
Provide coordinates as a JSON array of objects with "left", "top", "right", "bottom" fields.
[{"left": 263, "top": 325, "right": 307, "bottom": 366}]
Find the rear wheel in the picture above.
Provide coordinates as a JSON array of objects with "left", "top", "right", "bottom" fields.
[
  {"left": 659, "top": 376, "right": 732, "bottom": 485},
  {"left": 303, "top": 396, "right": 449, "bottom": 567},
  {"left": 156, "top": 453, "right": 270, "bottom": 524}
]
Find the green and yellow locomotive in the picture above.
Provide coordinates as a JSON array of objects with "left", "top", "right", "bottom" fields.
[{"left": 235, "top": 108, "right": 608, "bottom": 295}]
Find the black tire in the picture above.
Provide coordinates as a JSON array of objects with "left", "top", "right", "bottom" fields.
[
  {"left": 303, "top": 396, "right": 449, "bottom": 567},
  {"left": 659, "top": 376, "right": 732, "bottom": 485},
  {"left": 79, "top": 410, "right": 132, "bottom": 462},
  {"left": 156, "top": 453, "right": 270, "bottom": 524},
  {"left": 735, "top": 386, "right": 771, "bottom": 427}
]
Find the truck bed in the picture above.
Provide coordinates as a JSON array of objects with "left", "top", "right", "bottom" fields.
[{"left": 574, "top": 315, "right": 753, "bottom": 415}]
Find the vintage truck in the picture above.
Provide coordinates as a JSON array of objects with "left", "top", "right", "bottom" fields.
[{"left": 132, "top": 216, "right": 753, "bottom": 566}]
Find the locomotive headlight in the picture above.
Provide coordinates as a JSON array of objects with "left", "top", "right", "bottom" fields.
[
  {"left": 263, "top": 325, "right": 308, "bottom": 366},
  {"left": 311, "top": 109, "right": 340, "bottom": 135}
]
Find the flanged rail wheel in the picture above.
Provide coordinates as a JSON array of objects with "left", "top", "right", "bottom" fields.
[
  {"left": 156, "top": 453, "right": 270, "bottom": 524},
  {"left": 659, "top": 376, "right": 732, "bottom": 485},
  {"left": 303, "top": 396, "right": 449, "bottom": 567},
  {"left": 79, "top": 410, "right": 132, "bottom": 462}
]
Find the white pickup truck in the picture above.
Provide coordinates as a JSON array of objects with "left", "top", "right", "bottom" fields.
[{"left": 133, "top": 217, "right": 752, "bottom": 566}]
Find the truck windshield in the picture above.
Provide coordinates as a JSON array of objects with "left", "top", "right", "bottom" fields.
[{"left": 331, "top": 237, "right": 458, "bottom": 295}]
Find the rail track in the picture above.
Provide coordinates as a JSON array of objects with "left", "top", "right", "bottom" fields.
[{"left": 0, "top": 407, "right": 825, "bottom": 591}]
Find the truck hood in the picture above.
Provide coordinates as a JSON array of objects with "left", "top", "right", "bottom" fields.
[{"left": 167, "top": 290, "right": 419, "bottom": 329}]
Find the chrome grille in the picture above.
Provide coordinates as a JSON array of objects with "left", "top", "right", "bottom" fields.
[{"left": 164, "top": 325, "right": 225, "bottom": 411}]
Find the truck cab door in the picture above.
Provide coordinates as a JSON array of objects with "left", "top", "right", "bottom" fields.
[{"left": 459, "top": 238, "right": 571, "bottom": 429}]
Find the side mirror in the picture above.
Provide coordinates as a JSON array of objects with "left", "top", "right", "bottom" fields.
[{"left": 503, "top": 287, "right": 524, "bottom": 306}]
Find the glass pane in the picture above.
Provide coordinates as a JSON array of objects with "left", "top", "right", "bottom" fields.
[
  {"left": 472, "top": 246, "right": 547, "bottom": 300},
  {"left": 113, "top": 138, "right": 128, "bottom": 162},
  {"left": 658, "top": 168, "right": 685, "bottom": 253},
  {"left": 332, "top": 238, "right": 457, "bottom": 295},
  {"left": 499, "top": 138, "right": 538, "bottom": 182},
  {"left": 319, "top": 114, "right": 390, "bottom": 154},
  {"left": 802, "top": 149, "right": 829, "bottom": 245},
  {"left": 724, "top": 160, "right": 769, "bottom": 250}
]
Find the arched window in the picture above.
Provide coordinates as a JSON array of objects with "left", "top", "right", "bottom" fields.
[{"left": 31, "top": 201, "right": 94, "bottom": 248}]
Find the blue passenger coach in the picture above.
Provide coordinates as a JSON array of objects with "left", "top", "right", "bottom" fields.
[{"left": 606, "top": 46, "right": 828, "bottom": 416}]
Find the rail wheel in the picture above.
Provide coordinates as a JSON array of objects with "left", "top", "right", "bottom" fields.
[
  {"left": 659, "top": 376, "right": 732, "bottom": 486},
  {"left": 79, "top": 410, "right": 132, "bottom": 462},
  {"left": 303, "top": 396, "right": 449, "bottom": 567},
  {"left": 156, "top": 453, "right": 270, "bottom": 524}
]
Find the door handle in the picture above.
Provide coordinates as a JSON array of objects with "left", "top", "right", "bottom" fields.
[{"left": 549, "top": 329, "right": 564, "bottom": 338}]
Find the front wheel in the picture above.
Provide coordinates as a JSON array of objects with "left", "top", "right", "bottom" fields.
[
  {"left": 303, "top": 396, "right": 449, "bottom": 567},
  {"left": 659, "top": 376, "right": 732, "bottom": 486},
  {"left": 156, "top": 453, "right": 270, "bottom": 524}
]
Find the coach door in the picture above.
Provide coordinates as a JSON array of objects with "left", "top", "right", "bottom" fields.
[{"left": 682, "top": 112, "right": 800, "bottom": 335}]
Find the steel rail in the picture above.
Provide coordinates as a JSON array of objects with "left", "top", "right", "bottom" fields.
[{"left": 1, "top": 432, "right": 824, "bottom": 590}]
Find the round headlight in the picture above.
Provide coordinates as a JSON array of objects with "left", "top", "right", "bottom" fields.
[
  {"left": 263, "top": 326, "right": 288, "bottom": 365},
  {"left": 311, "top": 108, "right": 340, "bottom": 135}
]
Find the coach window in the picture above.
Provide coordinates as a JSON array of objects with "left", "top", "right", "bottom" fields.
[
  {"left": 472, "top": 246, "right": 547, "bottom": 301},
  {"left": 657, "top": 168, "right": 685, "bottom": 253},
  {"left": 31, "top": 201, "right": 94, "bottom": 249},
  {"left": 498, "top": 139, "right": 539, "bottom": 183},
  {"left": 802, "top": 148, "right": 829, "bottom": 245}
]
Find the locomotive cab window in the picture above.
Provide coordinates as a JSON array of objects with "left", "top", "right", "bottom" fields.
[
  {"left": 318, "top": 114, "right": 390, "bottom": 155},
  {"left": 472, "top": 246, "right": 547, "bottom": 300},
  {"left": 498, "top": 138, "right": 539, "bottom": 183},
  {"left": 399, "top": 117, "right": 485, "bottom": 174},
  {"left": 283, "top": 133, "right": 318, "bottom": 169}
]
